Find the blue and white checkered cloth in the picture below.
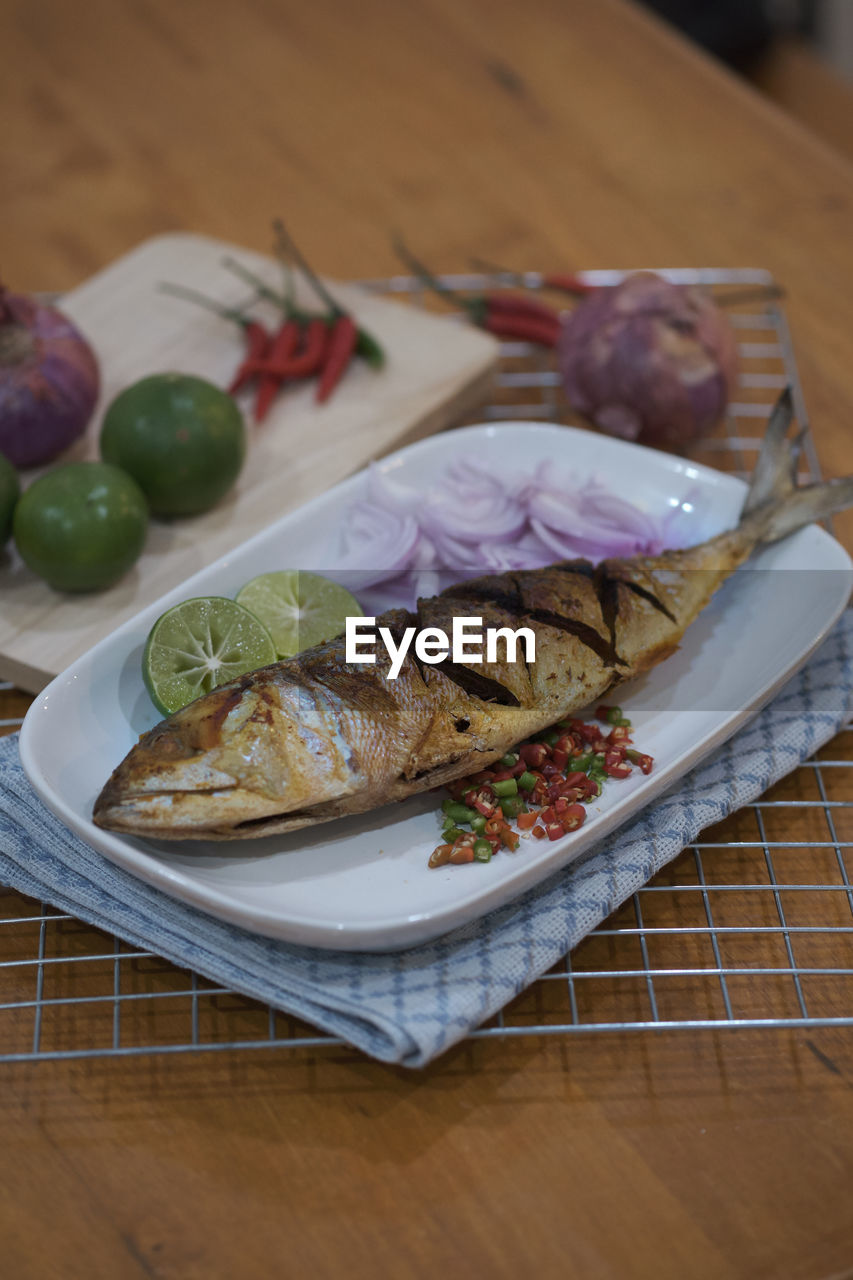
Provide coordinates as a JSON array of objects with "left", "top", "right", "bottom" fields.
[{"left": 1, "top": 611, "right": 851, "bottom": 1067}]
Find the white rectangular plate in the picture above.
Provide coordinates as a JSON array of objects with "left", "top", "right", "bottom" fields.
[{"left": 20, "top": 424, "right": 853, "bottom": 951}]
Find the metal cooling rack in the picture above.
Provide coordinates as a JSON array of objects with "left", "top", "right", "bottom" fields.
[{"left": 1, "top": 267, "right": 852, "bottom": 1063}]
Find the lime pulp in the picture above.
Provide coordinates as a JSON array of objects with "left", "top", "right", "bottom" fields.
[
  {"left": 235, "top": 570, "right": 363, "bottom": 658},
  {"left": 143, "top": 596, "right": 277, "bottom": 716}
]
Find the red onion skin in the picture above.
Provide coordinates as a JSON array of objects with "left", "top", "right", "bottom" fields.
[
  {"left": 0, "top": 289, "right": 99, "bottom": 468},
  {"left": 558, "top": 273, "right": 738, "bottom": 451}
]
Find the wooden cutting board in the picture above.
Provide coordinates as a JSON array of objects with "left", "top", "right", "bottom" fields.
[{"left": 0, "top": 233, "right": 499, "bottom": 693}]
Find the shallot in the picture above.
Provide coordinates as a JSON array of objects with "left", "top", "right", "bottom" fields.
[
  {"left": 0, "top": 285, "right": 99, "bottom": 468},
  {"left": 558, "top": 272, "right": 738, "bottom": 450}
]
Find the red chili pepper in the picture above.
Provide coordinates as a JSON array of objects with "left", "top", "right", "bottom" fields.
[
  {"left": 225, "top": 238, "right": 384, "bottom": 397},
  {"left": 564, "top": 771, "right": 588, "bottom": 790},
  {"left": 228, "top": 320, "right": 272, "bottom": 394},
  {"left": 622, "top": 747, "right": 653, "bottom": 773},
  {"left": 542, "top": 272, "right": 598, "bottom": 296},
  {"left": 244, "top": 317, "right": 329, "bottom": 380},
  {"left": 500, "top": 826, "right": 520, "bottom": 852},
  {"left": 560, "top": 804, "right": 587, "bottom": 832},
  {"left": 520, "top": 743, "right": 548, "bottom": 769},
  {"left": 482, "top": 305, "right": 561, "bottom": 347},
  {"left": 483, "top": 291, "right": 564, "bottom": 324},
  {"left": 254, "top": 319, "right": 300, "bottom": 423},
  {"left": 316, "top": 314, "right": 358, "bottom": 404},
  {"left": 429, "top": 713, "right": 655, "bottom": 868},
  {"left": 468, "top": 257, "right": 598, "bottom": 299},
  {"left": 428, "top": 843, "right": 454, "bottom": 868},
  {"left": 158, "top": 282, "right": 274, "bottom": 398},
  {"left": 394, "top": 236, "right": 563, "bottom": 345}
]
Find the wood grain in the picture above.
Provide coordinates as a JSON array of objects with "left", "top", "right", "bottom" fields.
[{"left": 4, "top": 0, "right": 853, "bottom": 1276}]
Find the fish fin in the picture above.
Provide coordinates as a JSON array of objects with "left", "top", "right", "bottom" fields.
[
  {"left": 741, "top": 387, "right": 853, "bottom": 543},
  {"left": 742, "top": 387, "right": 801, "bottom": 514}
]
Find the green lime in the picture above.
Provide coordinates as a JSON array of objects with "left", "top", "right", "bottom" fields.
[
  {"left": 13, "top": 462, "right": 148, "bottom": 592},
  {"left": 0, "top": 453, "right": 20, "bottom": 544},
  {"left": 100, "top": 372, "right": 246, "bottom": 518},
  {"left": 142, "top": 596, "right": 277, "bottom": 715},
  {"left": 236, "top": 570, "right": 363, "bottom": 658}
]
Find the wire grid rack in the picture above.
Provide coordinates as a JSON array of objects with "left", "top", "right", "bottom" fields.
[{"left": 1, "top": 266, "right": 852, "bottom": 1064}]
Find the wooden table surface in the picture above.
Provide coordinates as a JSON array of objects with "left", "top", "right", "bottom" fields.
[{"left": 4, "top": 1, "right": 853, "bottom": 1276}]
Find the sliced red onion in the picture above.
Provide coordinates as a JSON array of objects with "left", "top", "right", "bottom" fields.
[
  {"left": 420, "top": 493, "right": 528, "bottom": 544},
  {"left": 332, "top": 500, "right": 421, "bottom": 590},
  {"left": 338, "top": 453, "right": 695, "bottom": 610},
  {"left": 365, "top": 462, "right": 418, "bottom": 517}
]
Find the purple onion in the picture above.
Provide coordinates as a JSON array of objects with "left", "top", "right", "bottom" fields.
[
  {"left": 334, "top": 455, "right": 683, "bottom": 610},
  {"left": 558, "top": 273, "right": 738, "bottom": 451},
  {"left": 0, "top": 287, "right": 99, "bottom": 468}
]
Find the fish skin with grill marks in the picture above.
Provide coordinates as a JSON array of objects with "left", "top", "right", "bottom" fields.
[{"left": 93, "top": 396, "right": 853, "bottom": 841}]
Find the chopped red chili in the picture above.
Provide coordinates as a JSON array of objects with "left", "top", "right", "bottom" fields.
[{"left": 427, "top": 708, "right": 654, "bottom": 868}]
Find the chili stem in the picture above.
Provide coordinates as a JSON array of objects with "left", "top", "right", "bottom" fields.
[
  {"left": 272, "top": 218, "right": 343, "bottom": 317},
  {"left": 158, "top": 281, "right": 258, "bottom": 327},
  {"left": 468, "top": 254, "right": 525, "bottom": 281},
  {"left": 391, "top": 234, "right": 466, "bottom": 309},
  {"left": 220, "top": 257, "right": 290, "bottom": 311},
  {"left": 469, "top": 257, "right": 594, "bottom": 296}
]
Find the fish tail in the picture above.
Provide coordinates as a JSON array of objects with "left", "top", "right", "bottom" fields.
[{"left": 740, "top": 387, "right": 853, "bottom": 544}]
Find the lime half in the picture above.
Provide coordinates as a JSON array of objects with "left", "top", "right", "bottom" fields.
[
  {"left": 143, "top": 596, "right": 277, "bottom": 716},
  {"left": 236, "top": 570, "right": 363, "bottom": 658}
]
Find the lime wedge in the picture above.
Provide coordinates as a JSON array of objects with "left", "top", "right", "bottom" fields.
[
  {"left": 236, "top": 570, "right": 363, "bottom": 658},
  {"left": 143, "top": 596, "right": 277, "bottom": 716}
]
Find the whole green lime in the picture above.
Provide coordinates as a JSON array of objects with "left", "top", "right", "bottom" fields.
[
  {"left": 14, "top": 462, "right": 148, "bottom": 592},
  {"left": 100, "top": 373, "right": 246, "bottom": 518},
  {"left": 0, "top": 453, "right": 20, "bottom": 545}
]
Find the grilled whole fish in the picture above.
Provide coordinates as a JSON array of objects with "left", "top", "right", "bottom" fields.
[{"left": 94, "top": 392, "right": 853, "bottom": 840}]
